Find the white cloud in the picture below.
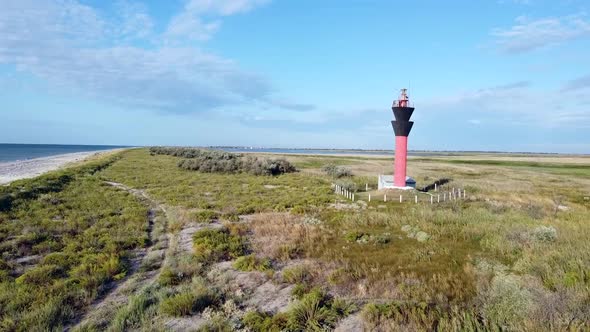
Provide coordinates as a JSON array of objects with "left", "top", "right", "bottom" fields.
[
  {"left": 113, "top": 0, "right": 155, "bottom": 41},
  {"left": 422, "top": 81, "right": 590, "bottom": 128},
  {"left": 0, "top": 0, "right": 304, "bottom": 113},
  {"left": 490, "top": 14, "right": 590, "bottom": 53},
  {"left": 165, "top": 0, "right": 269, "bottom": 42},
  {"left": 562, "top": 74, "right": 590, "bottom": 91},
  {"left": 184, "top": 0, "right": 270, "bottom": 16}
]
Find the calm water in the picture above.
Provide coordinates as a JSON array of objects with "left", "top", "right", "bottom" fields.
[
  {"left": 0, "top": 144, "right": 129, "bottom": 162},
  {"left": 217, "top": 147, "right": 448, "bottom": 157}
]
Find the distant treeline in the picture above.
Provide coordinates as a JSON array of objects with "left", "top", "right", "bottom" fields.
[{"left": 149, "top": 147, "right": 297, "bottom": 176}]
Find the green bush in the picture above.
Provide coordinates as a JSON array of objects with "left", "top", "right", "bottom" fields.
[
  {"left": 242, "top": 311, "right": 289, "bottom": 332},
  {"left": 290, "top": 283, "right": 310, "bottom": 300},
  {"left": 159, "top": 281, "right": 219, "bottom": 317},
  {"left": 344, "top": 231, "right": 367, "bottom": 243},
  {"left": 192, "top": 210, "right": 218, "bottom": 223},
  {"left": 335, "top": 179, "right": 357, "bottom": 192},
  {"left": 150, "top": 147, "right": 297, "bottom": 176},
  {"left": 158, "top": 267, "right": 181, "bottom": 286},
  {"left": 110, "top": 286, "right": 160, "bottom": 331},
  {"left": 15, "top": 264, "right": 64, "bottom": 285},
  {"left": 286, "top": 289, "right": 348, "bottom": 331},
  {"left": 233, "top": 255, "right": 272, "bottom": 272},
  {"left": 321, "top": 164, "right": 352, "bottom": 178},
  {"left": 193, "top": 228, "right": 247, "bottom": 263},
  {"left": 282, "top": 266, "right": 311, "bottom": 284},
  {"left": 159, "top": 292, "right": 195, "bottom": 317}
]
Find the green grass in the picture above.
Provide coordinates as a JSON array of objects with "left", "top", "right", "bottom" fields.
[
  {"left": 2, "top": 148, "right": 588, "bottom": 331},
  {"left": 416, "top": 158, "right": 590, "bottom": 178},
  {"left": 192, "top": 227, "right": 247, "bottom": 264},
  {"left": 100, "top": 149, "right": 335, "bottom": 215},
  {"left": 0, "top": 154, "right": 149, "bottom": 330}
]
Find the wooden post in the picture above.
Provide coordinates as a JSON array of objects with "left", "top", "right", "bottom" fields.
[
  {"left": 463, "top": 190, "right": 466, "bottom": 199},
  {"left": 415, "top": 195, "right": 418, "bottom": 204},
  {"left": 431, "top": 196, "right": 433, "bottom": 204},
  {"left": 352, "top": 194, "right": 355, "bottom": 201},
  {"left": 384, "top": 194, "right": 387, "bottom": 202},
  {"left": 443, "top": 193, "right": 446, "bottom": 201},
  {"left": 437, "top": 195, "right": 440, "bottom": 203},
  {"left": 365, "top": 183, "right": 368, "bottom": 191},
  {"left": 434, "top": 183, "right": 437, "bottom": 191},
  {"left": 368, "top": 194, "right": 371, "bottom": 202},
  {"left": 400, "top": 195, "right": 403, "bottom": 203}
]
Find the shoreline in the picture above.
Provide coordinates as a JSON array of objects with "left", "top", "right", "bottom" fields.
[{"left": 0, "top": 149, "right": 122, "bottom": 185}]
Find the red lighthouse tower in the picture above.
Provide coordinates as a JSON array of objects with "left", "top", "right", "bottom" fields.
[{"left": 391, "top": 89, "right": 415, "bottom": 187}]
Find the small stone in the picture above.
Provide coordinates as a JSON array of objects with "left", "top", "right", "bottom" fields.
[{"left": 416, "top": 231, "right": 430, "bottom": 242}]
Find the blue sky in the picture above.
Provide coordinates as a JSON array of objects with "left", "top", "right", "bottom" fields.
[{"left": 1, "top": 0, "right": 589, "bottom": 153}]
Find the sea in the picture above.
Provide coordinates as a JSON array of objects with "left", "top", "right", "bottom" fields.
[
  {"left": 0, "top": 144, "right": 130, "bottom": 163},
  {"left": 216, "top": 147, "right": 448, "bottom": 157}
]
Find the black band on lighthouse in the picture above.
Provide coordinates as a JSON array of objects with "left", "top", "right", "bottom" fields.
[
  {"left": 391, "top": 121, "right": 414, "bottom": 137},
  {"left": 392, "top": 106, "right": 415, "bottom": 122}
]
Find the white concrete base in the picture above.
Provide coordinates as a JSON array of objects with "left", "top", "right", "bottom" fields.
[
  {"left": 386, "top": 186, "right": 415, "bottom": 190},
  {"left": 377, "top": 175, "right": 416, "bottom": 190}
]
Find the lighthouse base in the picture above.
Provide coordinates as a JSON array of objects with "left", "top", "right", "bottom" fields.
[{"left": 377, "top": 175, "right": 416, "bottom": 190}]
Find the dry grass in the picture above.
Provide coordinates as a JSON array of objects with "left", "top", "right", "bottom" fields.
[{"left": 248, "top": 213, "right": 324, "bottom": 262}]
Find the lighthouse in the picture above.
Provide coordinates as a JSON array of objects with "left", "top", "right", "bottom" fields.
[{"left": 391, "top": 89, "right": 414, "bottom": 187}]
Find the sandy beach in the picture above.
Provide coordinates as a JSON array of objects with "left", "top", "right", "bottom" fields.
[{"left": 0, "top": 150, "right": 115, "bottom": 185}]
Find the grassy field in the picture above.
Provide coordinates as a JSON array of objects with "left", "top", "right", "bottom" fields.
[{"left": 1, "top": 148, "right": 588, "bottom": 331}]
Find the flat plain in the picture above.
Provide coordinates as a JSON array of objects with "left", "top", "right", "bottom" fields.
[{"left": 0, "top": 148, "right": 588, "bottom": 331}]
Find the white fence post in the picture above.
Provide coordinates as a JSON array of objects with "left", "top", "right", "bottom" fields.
[
  {"left": 443, "top": 193, "right": 446, "bottom": 201},
  {"left": 431, "top": 196, "right": 433, "bottom": 204},
  {"left": 365, "top": 183, "right": 368, "bottom": 191},
  {"left": 415, "top": 195, "right": 418, "bottom": 204},
  {"left": 368, "top": 194, "right": 371, "bottom": 202},
  {"left": 463, "top": 190, "right": 466, "bottom": 199},
  {"left": 400, "top": 195, "right": 403, "bottom": 203},
  {"left": 352, "top": 194, "right": 355, "bottom": 201},
  {"left": 384, "top": 194, "right": 387, "bottom": 202},
  {"left": 437, "top": 195, "right": 440, "bottom": 203}
]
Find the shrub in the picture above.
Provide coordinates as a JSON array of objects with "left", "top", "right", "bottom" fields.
[
  {"left": 159, "top": 281, "right": 219, "bottom": 317},
  {"left": 242, "top": 311, "right": 289, "bottom": 332},
  {"left": 159, "top": 292, "right": 195, "bottom": 317},
  {"left": 282, "top": 266, "right": 311, "bottom": 284},
  {"left": 151, "top": 147, "right": 297, "bottom": 176},
  {"left": 373, "top": 233, "right": 392, "bottom": 244},
  {"left": 192, "top": 210, "right": 218, "bottom": 223},
  {"left": 15, "top": 265, "right": 64, "bottom": 285},
  {"left": 482, "top": 274, "right": 534, "bottom": 327},
  {"left": 321, "top": 164, "right": 352, "bottom": 178},
  {"left": 531, "top": 226, "right": 557, "bottom": 242},
  {"left": 344, "top": 231, "right": 366, "bottom": 243},
  {"left": 335, "top": 179, "right": 357, "bottom": 192},
  {"left": 286, "top": 289, "right": 348, "bottom": 331},
  {"left": 158, "top": 267, "right": 181, "bottom": 286},
  {"left": 233, "top": 255, "right": 272, "bottom": 272},
  {"left": 291, "top": 283, "right": 310, "bottom": 300},
  {"left": 110, "top": 286, "right": 160, "bottom": 331},
  {"left": 192, "top": 228, "right": 247, "bottom": 263}
]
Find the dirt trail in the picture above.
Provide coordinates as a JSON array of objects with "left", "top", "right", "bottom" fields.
[{"left": 69, "top": 182, "right": 168, "bottom": 331}]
